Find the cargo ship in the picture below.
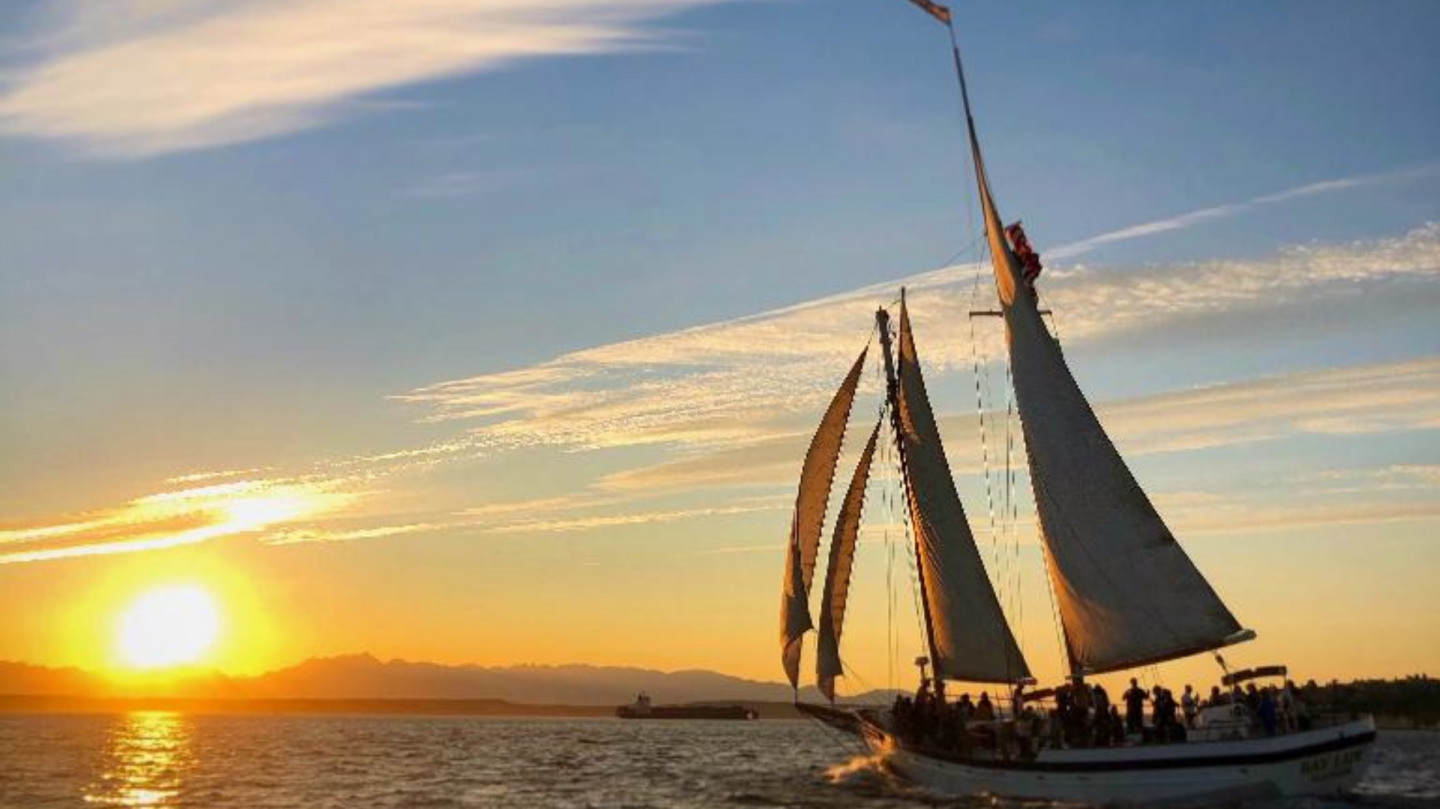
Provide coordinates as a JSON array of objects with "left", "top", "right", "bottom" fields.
[{"left": 615, "top": 693, "right": 758, "bottom": 720}]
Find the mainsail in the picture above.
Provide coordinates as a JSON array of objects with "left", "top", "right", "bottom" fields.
[
  {"left": 957, "top": 45, "right": 1248, "bottom": 674},
  {"left": 780, "top": 348, "right": 867, "bottom": 689},
  {"left": 890, "top": 302, "right": 1031, "bottom": 683},
  {"left": 816, "top": 419, "right": 881, "bottom": 702}
]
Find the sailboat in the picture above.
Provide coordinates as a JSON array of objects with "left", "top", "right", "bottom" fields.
[{"left": 776, "top": 2, "right": 1376, "bottom": 803}]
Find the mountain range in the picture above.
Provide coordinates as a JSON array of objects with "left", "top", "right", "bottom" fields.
[{"left": 0, "top": 654, "right": 889, "bottom": 707}]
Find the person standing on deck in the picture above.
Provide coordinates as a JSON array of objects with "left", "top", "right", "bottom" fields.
[
  {"left": 1108, "top": 705, "right": 1125, "bottom": 746},
  {"left": 976, "top": 692, "right": 996, "bottom": 722},
  {"left": 1123, "top": 678, "right": 1148, "bottom": 735},
  {"left": 956, "top": 692, "right": 975, "bottom": 723},
  {"left": 1278, "top": 681, "right": 1297, "bottom": 733},
  {"left": 1091, "top": 683, "right": 1111, "bottom": 745},
  {"left": 1259, "top": 688, "right": 1279, "bottom": 736},
  {"left": 1181, "top": 685, "right": 1198, "bottom": 728},
  {"left": 1152, "top": 686, "right": 1175, "bottom": 742},
  {"left": 1092, "top": 683, "right": 1111, "bottom": 718}
]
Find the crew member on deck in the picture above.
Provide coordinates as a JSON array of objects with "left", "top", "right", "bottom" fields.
[
  {"left": 1181, "top": 685, "right": 1198, "bottom": 728},
  {"left": 975, "top": 692, "right": 995, "bottom": 722},
  {"left": 956, "top": 692, "right": 975, "bottom": 722},
  {"left": 1123, "top": 678, "right": 1148, "bottom": 735}
]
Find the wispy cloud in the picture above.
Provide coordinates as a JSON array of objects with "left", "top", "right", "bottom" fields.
[
  {"left": 1048, "top": 164, "right": 1440, "bottom": 259},
  {"left": 599, "top": 357, "right": 1440, "bottom": 497},
  {"left": 398, "top": 222, "right": 1440, "bottom": 461},
  {"left": 1160, "top": 491, "right": 1440, "bottom": 537},
  {"left": 0, "top": 478, "right": 354, "bottom": 564},
  {"left": 6, "top": 214, "right": 1439, "bottom": 562},
  {"left": 488, "top": 499, "right": 785, "bottom": 535},
  {"left": 265, "top": 521, "right": 447, "bottom": 546},
  {"left": 1097, "top": 358, "right": 1440, "bottom": 454},
  {"left": 165, "top": 467, "right": 268, "bottom": 485},
  {"left": 0, "top": 0, "right": 724, "bottom": 157},
  {"left": 404, "top": 165, "right": 604, "bottom": 198}
]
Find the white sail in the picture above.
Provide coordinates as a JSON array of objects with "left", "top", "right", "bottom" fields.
[
  {"left": 816, "top": 419, "right": 881, "bottom": 702},
  {"left": 894, "top": 303, "right": 1031, "bottom": 683},
  {"left": 780, "top": 348, "right": 868, "bottom": 688},
  {"left": 967, "top": 114, "right": 1246, "bottom": 674}
]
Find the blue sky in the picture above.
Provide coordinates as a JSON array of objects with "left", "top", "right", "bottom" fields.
[{"left": 1, "top": 0, "right": 1438, "bottom": 685}]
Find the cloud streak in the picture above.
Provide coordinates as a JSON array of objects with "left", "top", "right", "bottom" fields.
[
  {"left": 398, "top": 222, "right": 1440, "bottom": 460},
  {"left": 5, "top": 214, "right": 1438, "bottom": 561},
  {"left": 0, "top": 478, "right": 354, "bottom": 564},
  {"left": 1048, "top": 164, "right": 1440, "bottom": 259},
  {"left": 598, "top": 356, "right": 1440, "bottom": 497},
  {"left": 0, "top": 0, "right": 722, "bottom": 156}
]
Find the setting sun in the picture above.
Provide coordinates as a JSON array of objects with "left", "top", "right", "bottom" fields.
[{"left": 116, "top": 585, "right": 221, "bottom": 670}]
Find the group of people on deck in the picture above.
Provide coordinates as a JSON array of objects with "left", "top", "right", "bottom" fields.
[
  {"left": 1200, "top": 679, "right": 1315, "bottom": 736},
  {"left": 889, "top": 675, "right": 1316, "bottom": 756}
]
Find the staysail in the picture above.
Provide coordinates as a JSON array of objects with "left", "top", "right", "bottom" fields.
[
  {"left": 954, "top": 37, "right": 1248, "bottom": 674},
  {"left": 780, "top": 348, "right": 868, "bottom": 689},
  {"left": 816, "top": 418, "right": 881, "bottom": 702},
  {"left": 889, "top": 301, "right": 1030, "bottom": 683}
]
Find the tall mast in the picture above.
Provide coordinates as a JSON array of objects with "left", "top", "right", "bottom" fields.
[
  {"left": 875, "top": 294, "right": 943, "bottom": 690},
  {"left": 900, "top": 0, "right": 1023, "bottom": 303}
]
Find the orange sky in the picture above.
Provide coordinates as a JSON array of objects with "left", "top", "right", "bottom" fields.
[{"left": 2, "top": 1, "right": 1438, "bottom": 697}]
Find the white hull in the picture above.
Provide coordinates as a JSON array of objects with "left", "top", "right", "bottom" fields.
[{"left": 859, "top": 716, "right": 1376, "bottom": 805}]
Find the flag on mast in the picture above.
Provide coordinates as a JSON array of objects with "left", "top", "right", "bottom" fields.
[{"left": 901, "top": 0, "right": 952, "bottom": 25}]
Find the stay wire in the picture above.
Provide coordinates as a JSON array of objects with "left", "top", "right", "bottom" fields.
[{"left": 968, "top": 249, "right": 1011, "bottom": 659}]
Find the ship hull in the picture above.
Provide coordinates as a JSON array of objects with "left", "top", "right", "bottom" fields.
[
  {"left": 844, "top": 709, "right": 1374, "bottom": 805},
  {"left": 615, "top": 705, "right": 757, "bottom": 720}
]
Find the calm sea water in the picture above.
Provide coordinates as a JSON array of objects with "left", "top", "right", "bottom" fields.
[{"left": 0, "top": 713, "right": 1435, "bottom": 808}]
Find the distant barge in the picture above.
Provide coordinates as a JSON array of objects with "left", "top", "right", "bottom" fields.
[{"left": 615, "top": 692, "right": 758, "bottom": 720}]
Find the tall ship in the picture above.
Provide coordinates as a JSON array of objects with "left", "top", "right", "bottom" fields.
[{"left": 777, "top": 1, "right": 1376, "bottom": 803}]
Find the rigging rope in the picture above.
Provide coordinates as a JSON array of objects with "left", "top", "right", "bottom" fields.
[
  {"left": 969, "top": 245, "right": 1070, "bottom": 683},
  {"left": 968, "top": 246, "right": 1020, "bottom": 681},
  {"left": 1002, "top": 329, "right": 1023, "bottom": 656}
]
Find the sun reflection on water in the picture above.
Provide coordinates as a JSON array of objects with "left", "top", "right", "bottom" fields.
[{"left": 84, "top": 712, "right": 195, "bottom": 807}]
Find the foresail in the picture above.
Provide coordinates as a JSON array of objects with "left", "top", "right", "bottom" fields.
[
  {"left": 780, "top": 348, "right": 867, "bottom": 689},
  {"left": 895, "top": 303, "right": 1031, "bottom": 683},
  {"left": 816, "top": 418, "right": 881, "bottom": 702},
  {"left": 1011, "top": 293, "right": 1244, "bottom": 672},
  {"left": 977, "top": 178, "right": 1246, "bottom": 676}
]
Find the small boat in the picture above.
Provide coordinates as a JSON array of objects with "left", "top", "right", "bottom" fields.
[
  {"left": 774, "top": 1, "right": 1375, "bottom": 803},
  {"left": 615, "top": 692, "right": 758, "bottom": 720}
]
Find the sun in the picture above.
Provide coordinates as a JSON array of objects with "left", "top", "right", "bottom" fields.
[{"left": 116, "top": 585, "right": 221, "bottom": 669}]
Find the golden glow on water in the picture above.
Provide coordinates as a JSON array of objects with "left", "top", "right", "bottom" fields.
[
  {"left": 116, "top": 586, "right": 221, "bottom": 669},
  {"left": 84, "top": 712, "right": 194, "bottom": 807}
]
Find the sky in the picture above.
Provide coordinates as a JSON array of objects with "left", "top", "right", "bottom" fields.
[{"left": 1, "top": 0, "right": 1438, "bottom": 695}]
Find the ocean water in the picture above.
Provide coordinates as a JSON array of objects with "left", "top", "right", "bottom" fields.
[{"left": 0, "top": 713, "right": 1435, "bottom": 808}]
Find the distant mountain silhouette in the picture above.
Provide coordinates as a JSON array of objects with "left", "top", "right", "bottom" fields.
[
  {"left": 0, "top": 661, "right": 97, "bottom": 696},
  {"left": 239, "top": 654, "right": 811, "bottom": 704},
  {"left": 0, "top": 655, "right": 895, "bottom": 706}
]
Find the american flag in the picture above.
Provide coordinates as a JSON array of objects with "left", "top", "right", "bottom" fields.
[{"left": 901, "top": 0, "right": 952, "bottom": 26}]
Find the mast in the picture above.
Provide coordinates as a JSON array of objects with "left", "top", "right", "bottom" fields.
[{"left": 875, "top": 298, "right": 943, "bottom": 688}]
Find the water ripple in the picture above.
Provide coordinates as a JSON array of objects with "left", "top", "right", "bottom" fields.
[{"left": 0, "top": 714, "right": 1433, "bottom": 808}]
